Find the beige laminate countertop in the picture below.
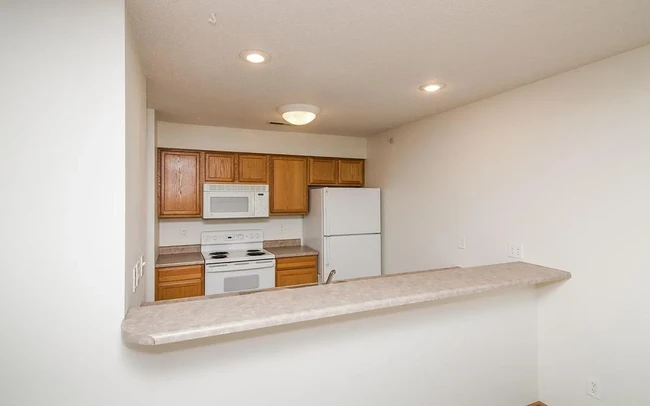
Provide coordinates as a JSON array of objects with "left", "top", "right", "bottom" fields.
[
  {"left": 266, "top": 245, "right": 319, "bottom": 259},
  {"left": 155, "top": 252, "right": 204, "bottom": 268},
  {"left": 122, "top": 262, "right": 571, "bottom": 346}
]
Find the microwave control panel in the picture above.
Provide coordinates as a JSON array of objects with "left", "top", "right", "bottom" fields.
[{"left": 254, "top": 192, "right": 269, "bottom": 217}]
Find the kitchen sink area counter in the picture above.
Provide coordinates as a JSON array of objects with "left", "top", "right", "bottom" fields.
[
  {"left": 265, "top": 245, "right": 319, "bottom": 259},
  {"left": 123, "top": 261, "right": 571, "bottom": 346}
]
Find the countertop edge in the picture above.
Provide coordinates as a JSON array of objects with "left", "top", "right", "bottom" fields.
[
  {"left": 122, "top": 262, "right": 571, "bottom": 346},
  {"left": 138, "top": 271, "right": 571, "bottom": 345}
]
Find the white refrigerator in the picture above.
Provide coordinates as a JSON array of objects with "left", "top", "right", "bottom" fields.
[{"left": 303, "top": 188, "right": 381, "bottom": 282}]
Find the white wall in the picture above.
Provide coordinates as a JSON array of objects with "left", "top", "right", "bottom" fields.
[
  {"left": 157, "top": 121, "right": 368, "bottom": 248},
  {"left": 367, "top": 45, "right": 650, "bottom": 405},
  {"left": 125, "top": 12, "right": 147, "bottom": 310},
  {"left": 1, "top": 5, "right": 541, "bottom": 406},
  {"left": 157, "top": 121, "right": 368, "bottom": 158},
  {"left": 159, "top": 217, "right": 303, "bottom": 246},
  {"left": 0, "top": 0, "right": 127, "bottom": 403},
  {"left": 145, "top": 109, "right": 159, "bottom": 303}
]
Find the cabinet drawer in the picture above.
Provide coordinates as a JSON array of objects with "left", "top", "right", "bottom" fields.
[
  {"left": 276, "top": 268, "right": 317, "bottom": 287},
  {"left": 156, "top": 279, "right": 203, "bottom": 301},
  {"left": 156, "top": 265, "right": 203, "bottom": 283},
  {"left": 276, "top": 256, "right": 317, "bottom": 271}
]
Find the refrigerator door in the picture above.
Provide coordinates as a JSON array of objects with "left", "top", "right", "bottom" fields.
[
  {"left": 324, "top": 188, "right": 380, "bottom": 236},
  {"left": 322, "top": 234, "right": 381, "bottom": 281}
]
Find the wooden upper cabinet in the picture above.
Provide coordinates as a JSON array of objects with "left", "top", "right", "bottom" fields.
[
  {"left": 308, "top": 157, "right": 338, "bottom": 185},
  {"left": 205, "top": 152, "right": 236, "bottom": 183},
  {"left": 238, "top": 154, "right": 268, "bottom": 183},
  {"left": 159, "top": 149, "right": 202, "bottom": 217},
  {"left": 338, "top": 159, "right": 365, "bottom": 186},
  {"left": 270, "top": 156, "right": 308, "bottom": 214}
]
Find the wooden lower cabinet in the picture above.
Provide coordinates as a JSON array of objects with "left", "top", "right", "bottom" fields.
[
  {"left": 155, "top": 264, "right": 204, "bottom": 301},
  {"left": 275, "top": 256, "right": 318, "bottom": 287}
]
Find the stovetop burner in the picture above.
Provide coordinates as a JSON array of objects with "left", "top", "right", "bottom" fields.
[
  {"left": 210, "top": 251, "right": 229, "bottom": 255},
  {"left": 247, "top": 251, "right": 265, "bottom": 256},
  {"left": 210, "top": 254, "right": 228, "bottom": 259},
  {"left": 247, "top": 249, "right": 262, "bottom": 253}
]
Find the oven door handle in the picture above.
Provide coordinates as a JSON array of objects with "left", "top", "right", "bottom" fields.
[{"left": 206, "top": 261, "right": 275, "bottom": 273}]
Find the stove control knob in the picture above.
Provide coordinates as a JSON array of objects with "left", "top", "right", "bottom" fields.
[{"left": 238, "top": 234, "right": 243, "bottom": 239}]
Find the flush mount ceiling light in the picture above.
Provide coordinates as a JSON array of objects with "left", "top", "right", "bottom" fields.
[
  {"left": 239, "top": 49, "right": 271, "bottom": 64},
  {"left": 419, "top": 82, "right": 446, "bottom": 93},
  {"left": 277, "top": 104, "right": 321, "bottom": 125}
]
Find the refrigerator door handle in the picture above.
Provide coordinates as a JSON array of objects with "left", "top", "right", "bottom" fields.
[
  {"left": 324, "top": 207, "right": 329, "bottom": 236},
  {"left": 325, "top": 238, "right": 330, "bottom": 266}
]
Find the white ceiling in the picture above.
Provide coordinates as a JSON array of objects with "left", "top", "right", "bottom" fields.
[{"left": 127, "top": 0, "right": 650, "bottom": 137}]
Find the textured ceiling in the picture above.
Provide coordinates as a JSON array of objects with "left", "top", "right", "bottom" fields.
[{"left": 127, "top": 0, "right": 650, "bottom": 137}]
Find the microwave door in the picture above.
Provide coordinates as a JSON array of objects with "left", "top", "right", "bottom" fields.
[{"left": 204, "top": 192, "right": 254, "bottom": 218}]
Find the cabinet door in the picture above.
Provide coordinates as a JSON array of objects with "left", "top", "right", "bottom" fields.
[
  {"left": 338, "top": 159, "right": 365, "bottom": 186},
  {"left": 276, "top": 269, "right": 318, "bottom": 287},
  {"left": 238, "top": 154, "right": 268, "bottom": 183},
  {"left": 308, "top": 157, "right": 338, "bottom": 185},
  {"left": 275, "top": 256, "right": 318, "bottom": 287},
  {"left": 270, "top": 156, "right": 308, "bottom": 214},
  {"left": 159, "top": 150, "right": 202, "bottom": 217},
  {"left": 205, "top": 152, "right": 236, "bottom": 183},
  {"left": 156, "top": 280, "right": 203, "bottom": 301},
  {"left": 155, "top": 265, "right": 204, "bottom": 301}
]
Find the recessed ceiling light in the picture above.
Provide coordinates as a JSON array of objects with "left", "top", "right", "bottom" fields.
[
  {"left": 277, "top": 104, "right": 321, "bottom": 126},
  {"left": 419, "top": 83, "right": 445, "bottom": 93},
  {"left": 239, "top": 50, "right": 270, "bottom": 64}
]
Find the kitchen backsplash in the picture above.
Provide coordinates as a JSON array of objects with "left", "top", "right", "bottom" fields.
[{"left": 158, "top": 216, "right": 303, "bottom": 246}]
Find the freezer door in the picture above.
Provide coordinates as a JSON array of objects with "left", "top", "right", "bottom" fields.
[
  {"left": 324, "top": 188, "right": 380, "bottom": 236},
  {"left": 323, "top": 234, "right": 381, "bottom": 281}
]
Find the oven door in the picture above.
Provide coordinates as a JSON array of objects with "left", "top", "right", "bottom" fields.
[
  {"left": 203, "top": 191, "right": 255, "bottom": 219},
  {"left": 205, "top": 260, "right": 276, "bottom": 295}
]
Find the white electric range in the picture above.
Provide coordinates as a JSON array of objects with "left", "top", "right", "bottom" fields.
[{"left": 201, "top": 230, "right": 276, "bottom": 295}]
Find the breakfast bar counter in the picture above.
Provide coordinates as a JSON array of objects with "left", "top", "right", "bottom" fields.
[{"left": 122, "top": 261, "right": 571, "bottom": 346}]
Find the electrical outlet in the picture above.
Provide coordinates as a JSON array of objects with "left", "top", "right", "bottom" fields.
[
  {"left": 458, "top": 236, "right": 466, "bottom": 249},
  {"left": 180, "top": 228, "right": 187, "bottom": 239},
  {"left": 587, "top": 379, "right": 601, "bottom": 400},
  {"left": 508, "top": 242, "right": 524, "bottom": 259}
]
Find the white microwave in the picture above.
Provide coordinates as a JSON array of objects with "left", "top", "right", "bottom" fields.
[{"left": 203, "top": 184, "right": 269, "bottom": 219}]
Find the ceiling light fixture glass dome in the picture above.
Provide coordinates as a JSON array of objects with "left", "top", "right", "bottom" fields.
[{"left": 277, "top": 104, "right": 321, "bottom": 125}]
